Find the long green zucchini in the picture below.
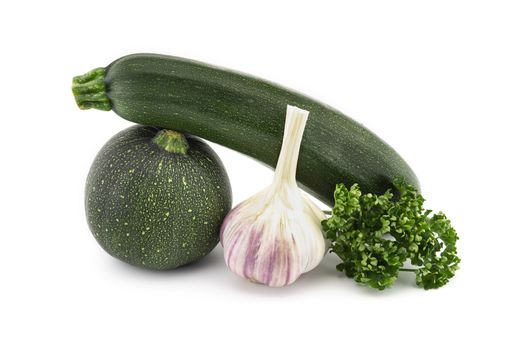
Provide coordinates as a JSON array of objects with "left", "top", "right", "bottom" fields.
[{"left": 72, "top": 53, "right": 419, "bottom": 205}]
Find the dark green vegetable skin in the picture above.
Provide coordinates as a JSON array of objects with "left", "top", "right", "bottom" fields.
[
  {"left": 86, "top": 125, "right": 232, "bottom": 269},
  {"left": 73, "top": 53, "right": 419, "bottom": 205}
]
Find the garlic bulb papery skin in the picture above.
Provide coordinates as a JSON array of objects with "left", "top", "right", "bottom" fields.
[{"left": 220, "top": 105, "right": 328, "bottom": 287}]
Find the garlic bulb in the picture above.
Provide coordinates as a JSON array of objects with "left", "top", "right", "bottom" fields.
[{"left": 220, "top": 105, "right": 328, "bottom": 287}]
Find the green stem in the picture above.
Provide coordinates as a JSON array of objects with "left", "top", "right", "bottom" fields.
[
  {"left": 399, "top": 268, "right": 418, "bottom": 272},
  {"left": 71, "top": 67, "right": 111, "bottom": 111},
  {"left": 153, "top": 129, "right": 189, "bottom": 154}
]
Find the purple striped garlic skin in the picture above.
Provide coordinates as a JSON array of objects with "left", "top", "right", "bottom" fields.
[{"left": 220, "top": 186, "right": 327, "bottom": 287}]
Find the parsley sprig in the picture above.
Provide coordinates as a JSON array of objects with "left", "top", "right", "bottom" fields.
[{"left": 322, "top": 179, "right": 460, "bottom": 290}]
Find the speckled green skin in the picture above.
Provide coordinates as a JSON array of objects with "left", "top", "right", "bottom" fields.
[
  {"left": 75, "top": 53, "right": 419, "bottom": 205},
  {"left": 85, "top": 125, "right": 232, "bottom": 270}
]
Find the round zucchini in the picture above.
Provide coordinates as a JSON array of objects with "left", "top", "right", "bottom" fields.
[{"left": 85, "top": 125, "right": 232, "bottom": 270}]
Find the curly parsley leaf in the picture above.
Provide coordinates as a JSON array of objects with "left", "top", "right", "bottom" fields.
[{"left": 322, "top": 179, "right": 460, "bottom": 290}]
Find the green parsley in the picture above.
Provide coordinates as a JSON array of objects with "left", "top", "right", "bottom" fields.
[{"left": 322, "top": 179, "right": 460, "bottom": 290}]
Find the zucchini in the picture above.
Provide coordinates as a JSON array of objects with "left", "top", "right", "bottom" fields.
[
  {"left": 73, "top": 53, "right": 419, "bottom": 205},
  {"left": 86, "top": 125, "right": 232, "bottom": 269}
]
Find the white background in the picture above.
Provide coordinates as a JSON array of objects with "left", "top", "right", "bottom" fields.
[{"left": 1, "top": 1, "right": 524, "bottom": 348}]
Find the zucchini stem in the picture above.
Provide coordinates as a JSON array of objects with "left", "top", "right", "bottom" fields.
[
  {"left": 153, "top": 130, "right": 189, "bottom": 154},
  {"left": 71, "top": 67, "right": 111, "bottom": 111}
]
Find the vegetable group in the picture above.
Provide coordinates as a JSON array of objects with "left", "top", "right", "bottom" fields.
[
  {"left": 85, "top": 125, "right": 232, "bottom": 269},
  {"left": 72, "top": 53, "right": 419, "bottom": 206},
  {"left": 73, "top": 53, "right": 460, "bottom": 290}
]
